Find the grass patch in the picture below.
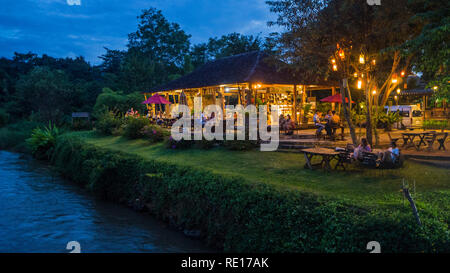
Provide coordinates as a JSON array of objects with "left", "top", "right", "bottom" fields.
[{"left": 73, "top": 131, "right": 450, "bottom": 215}]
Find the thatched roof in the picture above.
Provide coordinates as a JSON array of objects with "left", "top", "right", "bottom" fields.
[{"left": 145, "top": 51, "right": 330, "bottom": 93}]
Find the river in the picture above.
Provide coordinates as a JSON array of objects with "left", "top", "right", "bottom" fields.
[{"left": 0, "top": 150, "right": 210, "bottom": 253}]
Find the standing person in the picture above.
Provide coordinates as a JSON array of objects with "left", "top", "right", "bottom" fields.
[{"left": 314, "top": 111, "right": 325, "bottom": 135}]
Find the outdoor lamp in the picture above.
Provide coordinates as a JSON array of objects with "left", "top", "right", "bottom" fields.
[
  {"left": 397, "top": 88, "right": 401, "bottom": 94},
  {"left": 401, "top": 71, "right": 406, "bottom": 77},
  {"left": 372, "top": 90, "right": 377, "bottom": 95},
  {"left": 372, "top": 59, "right": 376, "bottom": 65},
  {"left": 359, "top": 54, "right": 365, "bottom": 64},
  {"left": 339, "top": 49, "right": 345, "bottom": 60},
  {"left": 357, "top": 80, "right": 362, "bottom": 89},
  {"left": 333, "top": 64, "right": 338, "bottom": 71},
  {"left": 353, "top": 72, "right": 358, "bottom": 78}
]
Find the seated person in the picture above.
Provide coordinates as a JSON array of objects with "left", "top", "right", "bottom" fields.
[
  {"left": 284, "top": 115, "right": 295, "bottom": 135},
  {"left": 313, "top": 111, "right": 325, "bottom": 135},
  {"left": 377, "top": 142, "right": 400, "bottom": 167},
  {"left": 330, "top": 111, "right": 341, "bottom": 135},
  {"left": 324, "top": 110, "right": 333, "bottom": 137},
  {"left": 353, "top": 138, "right": 372, "bottom": 160},
  {"left": 279, "top": 114, "right": 286, "bottom": 131}
]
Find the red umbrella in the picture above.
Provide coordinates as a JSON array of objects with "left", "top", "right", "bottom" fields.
[
  {"left": 142, "top": 94, "right": 172, "bottom": 105},
  {"left": 320, "top": 94, "right": 354, "bottom": 104}
]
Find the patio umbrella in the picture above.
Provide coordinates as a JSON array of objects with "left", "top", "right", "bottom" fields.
[
  {"left": 142, "top": 94, "right": 172, "bottom": 105},
  {"left": 320, "top": 94, "right": 355, "bottom": 104}
]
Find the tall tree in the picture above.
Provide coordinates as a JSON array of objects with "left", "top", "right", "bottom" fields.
[{"left": 267, "top": 0, "right": 422, "bottom": 145}]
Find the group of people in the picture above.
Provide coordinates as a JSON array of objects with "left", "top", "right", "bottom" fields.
[
  {"left": 279, "top": 114, "right": 296, "bottom": 135},
  {"left": 353, "top": 138, "right": 401, "bottom": 167},
  {"left": 313, "top": 110, "right": 341, "bottom": 137}
]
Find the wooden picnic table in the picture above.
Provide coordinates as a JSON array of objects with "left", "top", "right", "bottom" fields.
[
  {"left": 402, "top": 131, "right": 437, "bottom": 150},
  {"left": 301, "top": 147, "right": 341, "bottom": 171}
]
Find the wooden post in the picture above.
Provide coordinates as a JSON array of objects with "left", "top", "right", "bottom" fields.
[
  {"left": 402, "top": 186, "right": 422, "bottom": 226},
  {"left": 293, "top": 85, "right": 298, "bottom": 123},
  {"left": 331, "top": 87, "right": 336, "bottom": 111}
]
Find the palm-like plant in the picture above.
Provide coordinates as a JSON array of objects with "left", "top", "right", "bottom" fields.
[{"left": 26, "top": 122, "right": 61, "bottom": 159}]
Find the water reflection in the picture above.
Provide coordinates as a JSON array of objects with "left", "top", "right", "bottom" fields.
[{"left": 0, "top": 151, "right": 210, "bottom": 253}]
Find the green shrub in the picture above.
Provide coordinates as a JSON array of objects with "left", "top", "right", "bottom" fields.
[
  {"left": 196, "top": 138, "right": 217, "bottom": 150},
  {"left": 71, "top": 119, "right": 93, "bottom": 131},
  {"left": 166, "top": 136, "right": 194, "bottom": 149},
  {"left": 123, "top": 116, "right": 151, "bottom": 139},
  {"left": 49, "top": 136, "right": 450, "bottom": 253},
  {"left": 96, "top": 110, "right": 124, "bottom": 135},
  {"left": 26, "top": 123, "right": 61, "bottom": 159},
  {"left": 142, "top": 125, "right": 169, "bottom": 143},
  {"left": 423, "top": 120, "right": 449, "bottom": 130},
  {"left": 223, "top": 139, "right": 258, "bottom": 151},
  {"left": 0, "top": 108, "right": 9, "bottom": 128}
]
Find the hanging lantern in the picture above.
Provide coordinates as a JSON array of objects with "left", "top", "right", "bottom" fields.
[
  {"left": 357, "top": 80, "right": 362, "bottom": 89},
  {"left": 359, "top": 54, "right": 365, "bottom": 64},
  {"left": 392, "top": 75, "right": 398, "bottom": 84},
  {"left": 353, "top": 72, "right": 358, "bottom": 78},
  {"left": 397, "top": 88, "right": 401, "bottom": 94},
  {"left": 332, "top": 64, "right": 338, "bottom": 71},
  {"left": 331, "top": 58, "right": 336, "bottom": 64},
  {"left": 401, "top": 71, "right": 406, "bottom": 77},
  {"left": 372, "top": 59, "right": 376, "bottom": 65},
  {"left": 339, "top": 49, "right": 345, "bottom": 60},
  {"left": 372, "top": 90, "right": 377, "bottom": 95}
]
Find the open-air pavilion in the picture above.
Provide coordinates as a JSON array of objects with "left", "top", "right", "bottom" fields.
[{"left": 143, "top": 51, "right": 338, "bottom": 124}]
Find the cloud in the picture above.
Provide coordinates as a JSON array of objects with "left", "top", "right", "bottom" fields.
[{"left": 66, "top": 0, "right": 81, "bottom": 6}]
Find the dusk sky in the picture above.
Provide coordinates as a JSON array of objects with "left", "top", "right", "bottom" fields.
[{"left": 0, "top": 0, "right": 280, "bottom": 64}]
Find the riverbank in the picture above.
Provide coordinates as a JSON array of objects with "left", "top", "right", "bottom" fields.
[
  {"left": 0, "top": 150, "right": 209, "bottom": 253},
  {"left": 46, "top": 131, "right": 449, "bottom": 252}
]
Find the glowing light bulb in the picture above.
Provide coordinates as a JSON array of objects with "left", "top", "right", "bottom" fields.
[
  {"left": 333, "top": 65, "right": 338, "bottom": 71},
  {"left": 357, "top": 80, "right": 362, "bottom": 89},
  {"left": 359, "top": 54, "right": 365, "bottom": 64}
]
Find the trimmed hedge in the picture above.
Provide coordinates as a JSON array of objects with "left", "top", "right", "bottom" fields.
[{"left": 50, "top": 135, "right": 449, "bottom": 253}]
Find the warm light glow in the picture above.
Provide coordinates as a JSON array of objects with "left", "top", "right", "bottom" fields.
[
  {"left": 372, "top": 90, "right": 377, "bottom": 95},
  {"left": 357, "top": 80, "right": 362, "bottom": 89},
  {"left": 339, "top": 49, "right": 345, "bottom": 60},
  {"left": 254, "top": 84, "right": 262, "bottom": 89},
  {"left": 359, "top": 54, "right": 365, "bottom": 64},
  {"left": 397, "top": 88, "right": 401, "bottom": 94},
  {"left": 372, "top": 59, "right": 376, "bottom": 65},
  {"left": 331, "top": 58, "right": 336, "bottom": 64},
  {"left": 225, "top": 87, "right": 230, "bottom": 92},
  {"left": 394, "top": 95, "right": 398, "bottom": 100},
  {"left": 433, "top": 86, "right": 438, "bottom": 90},
  {"left": 401, "top": 71, "right": 405, "bottom": 77},
  {"left": 332, "top": 64, "right": 338, "bottom": 71},
  {"left": 392, "top": 78, "right": 398, "bottom": 84},
  {"left": 353, "top": 72, "right": 358, "bottom": 78}
]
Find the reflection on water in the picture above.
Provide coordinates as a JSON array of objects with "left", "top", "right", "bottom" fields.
[{"left": 0, "top": 151, "right": 210, "bottom": 253}]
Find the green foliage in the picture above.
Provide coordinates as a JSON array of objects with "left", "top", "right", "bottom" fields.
[
  {"left": 166, "top": 136, "right": 194, "bottom": 149},
  {"left": 71, "top": 119, "right": 92, "bottom": 131},
  {"left": 0, "top": 120, "right": 41, "bottom": 151},
  {"left": 26, "top": 123, "right": 61, "bottom": 159},
  {"left": 49, "top": 135, "right": 450, "bottom": 252},
  {"left": 142, "top": 125, "right": 169, "bottom": 143},
  {"left": 0, "top": 108, "right": 9, "bottom": 127},
  {"left": 123, "top": 116, "right": 151, "bottom": 139},
  {"left": 93, "top": 88, "right": 146, "bottom": 117},
  {"left": 375, "top": 111, "right": 401, "bottom": 131},
  {"left": 223, "top": 139, "right": 258, "bottom": 151},
  {"left": 95, "top": 110, "right": 124, "bottom": 135},
  {"left": 423, "top": 120, "right": 449, "bottom": 130}
]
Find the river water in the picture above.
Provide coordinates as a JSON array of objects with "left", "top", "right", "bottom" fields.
[{"left": 0, "top": 151, "right": 209, "bottom": 253}]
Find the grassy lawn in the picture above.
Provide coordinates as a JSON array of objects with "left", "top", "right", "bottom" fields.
[{"left": 70, "top": 131, "right": 450, "bottom": 220}]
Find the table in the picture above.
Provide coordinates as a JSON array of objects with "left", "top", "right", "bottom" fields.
[
  {"left": 402, "top": 132, "right": 436, "bottom": 150},
  {"left": 301, "top": 148, "right": 341, "bottom": 171}
]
